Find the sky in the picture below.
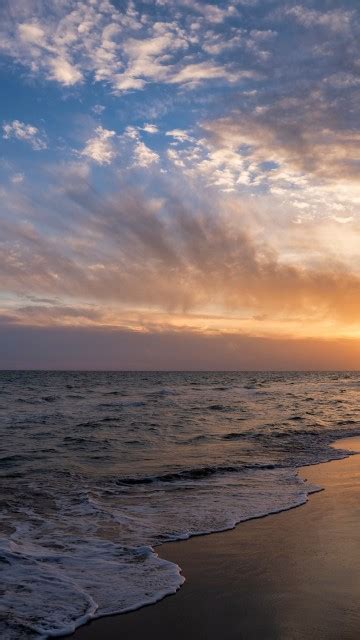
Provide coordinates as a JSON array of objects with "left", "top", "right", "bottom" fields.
[{"left": 0, "top": 0, "right": 359, "bottom": 369}]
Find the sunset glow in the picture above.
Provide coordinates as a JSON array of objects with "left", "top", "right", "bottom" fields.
[{"left": 1, "top": 0, "right": 359, "bottom": 368}]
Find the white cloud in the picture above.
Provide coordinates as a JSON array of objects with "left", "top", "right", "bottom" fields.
[
  {"left": 124, "top": 125, "right": 140, "bottom": 140},
  {"left": 113, "top": 75, "right": 146, "bottom": 91},
  {"left": 202, "top": 31, "right": 243, "bottom": 55},
  {"left": 0, "top": 0, "right": 129, "bottom": 89},
  {"left": 167, "top": 148, "right": 186, "bottom": 167},
  {"left": 332, "top": 215, "right": 353, "bottom": 224},
  {"left": 168, "top": 62, "right": 242, "bottom": 85},
  {"left": 18, "top": 22, "right": 46, "bottom": 45},
  {"left": 168, "top": 112, "right": 360, "bottom": 214},
  {"left": 0, "top": 1, "right": 257, "bottom": 93},
  {"left": 142, "top": 123, "right": 159, "bottom": 134},
  {"left": 119, "top": 125, "right": 159, "bottom": 167},
  {"left": 2, "top": 120, "right": 47, "bottom": 150},
  {"left": 133, "top": 141, "right": 159, "bottom": 167},
  {"left": 175, "top": 0, "right": 238, "bottom": 24},
  {"left": 113, "top": 26, "right": 188, "bottom": 91},
  {"left": 80, "top": 126, "right": 117, "bottom": 165},
  {"left": 49, "top": 57, "right": 83, "bottom": 86},
  {"left": 166, "top": 129, "right": 192, "bottom": 142}
]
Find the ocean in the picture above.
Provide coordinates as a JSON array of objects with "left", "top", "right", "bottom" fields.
[{"left": 1, "top": 370, "right": 359, "bottom": 639}]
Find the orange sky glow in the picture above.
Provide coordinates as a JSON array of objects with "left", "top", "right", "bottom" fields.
[{"left": 1, "top": 0, "right": 359, "bottom": 368}]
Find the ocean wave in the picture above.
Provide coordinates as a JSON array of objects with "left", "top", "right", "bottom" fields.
[
  {"left": 0, "top": 465, "right": 318, "bottom": 639},
  {"left": 222, "top": 432, "right": 248, "bottom": 440},
  {"left": 1, "top": 371, "right": 360, "bottom": 638},
  {"left": 0, "top": 541, "right": 183, "bottom": 640},
  {"left": 116, "top": 462, "right": 282, "bottom": 485}
]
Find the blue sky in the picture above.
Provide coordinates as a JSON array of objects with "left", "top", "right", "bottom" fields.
[{"left": 0, "top": 0, "right": 360, "bottom": 368}]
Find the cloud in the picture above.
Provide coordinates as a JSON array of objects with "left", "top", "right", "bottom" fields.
[
  {"left": 79, "top": 126, "right": 117, "bottom": 164},
  {"left": 133, "top": 141, "right": 160, "bottom": 167},
  {"left": 142, "top": 123, "right": 159, "bottom": 134},
  {"left": 280, "top": 6, "right": 353, "bottom": 33},
  {"left": 2, "top": 170, "right": 360, "bottom": 340},
  {"left": 49, "top": 56, "right": 83, "bottom": 85},
  {"left": 177, "top": 0, "right": 239, "bottom": 24},
  {"left": 166, "top": 129, "right": 192, "bottom": 142},
  {"left": 111, "top": 29, "right": 248, "bottom": 91},
  {"left": 2, "top": 120, "right": 47, "bottom": 150},
  {"left": 168, "top": 62, "right": 252, "bottom": 85},
  {"left": 164, "top": 57, "right": 360, "bottom": 206},
  {"left": 4, "top": 323, "right": 360, "bottom": 370},
  {"left": 113, "top": 75, "right": 146, "bottom": 91},
  {"left": 198, "top": 99, "right": 360, "bottom": 198},
  {"left": 0, "top": 1, "right": 128, "bottom": 88},
  {"left": 0, "top": 0, "right": 259, "bottom": 93},
  {"left": 18, "top": 21, "right": 45, "bottom": 44},
  {"left": 1, "top": 1, "right": 125, "bottom": 87},
  {"left": 9, "top": 303, "right": 103, "bottom": 326},
  {"left": 120, "top": 125, "right": 160, "bottom": 167},
  {"left": 117, "top": 27, "right": 188, "bottom": 88},
  {"left": 1, "top": 0, "right": 360, "bottom": 359}
]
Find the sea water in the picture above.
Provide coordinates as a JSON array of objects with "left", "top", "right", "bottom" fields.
[{"left": 1, "top": 371, "right": 359, "bottom": 638}]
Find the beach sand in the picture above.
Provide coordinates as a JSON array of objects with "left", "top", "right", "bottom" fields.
[{"left": 72, "top": 437, "right": 360, "bottom": 640}]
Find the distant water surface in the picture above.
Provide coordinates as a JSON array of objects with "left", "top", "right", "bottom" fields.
[{"left": 1, "top": 371, "right": 360, "bottom": 639}]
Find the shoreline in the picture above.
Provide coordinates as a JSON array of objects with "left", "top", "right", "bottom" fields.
[{"left": 71, "top": 436, "right": 360, "bottom": 640}]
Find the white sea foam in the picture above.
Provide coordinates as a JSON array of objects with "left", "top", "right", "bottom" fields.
[
  {"left": 1, "top": 538, "right": 183, "bottom": 639},
  {"left": 1, "top": 468, "right": 322, "bottom": 639}
]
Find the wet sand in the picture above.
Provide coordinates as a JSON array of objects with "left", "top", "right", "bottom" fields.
[{"left": 72, "top": 437, "right": 360, "bottom": 640}]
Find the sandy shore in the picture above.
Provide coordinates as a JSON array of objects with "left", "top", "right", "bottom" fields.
[{"left": 72, "top": 437, "right": 360, "bottom": 640}]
